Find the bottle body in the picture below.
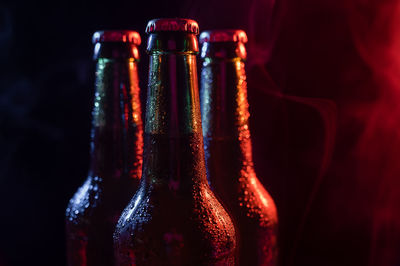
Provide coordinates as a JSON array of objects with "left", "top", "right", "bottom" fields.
[
  {"left": 66, "top": 174, "right": 139, "bottom": 266},
  {"left": 200, "top": 38, "right": 278, "bottom": 265},
  {"left": 115, "top": 133, "right": 235, "bottom": 265},
  {"left": 114, "top": 21, "right": 236, "bottom": 265},
  {"left": 66, "top": 37, "right": 143, "bottom": 266}
]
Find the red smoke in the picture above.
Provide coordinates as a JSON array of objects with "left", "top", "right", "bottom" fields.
[
  {"left": 189, "top": 0, "right": 400, "bottom": 265},
  {"left": 346, "top": 0, "right": 400, "bottom": 265}
]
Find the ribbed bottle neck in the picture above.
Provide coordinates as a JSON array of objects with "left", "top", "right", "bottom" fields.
[
  {"left": 89, "top": 56, "right": 143, "bottom": 182},
  {"left": 200, "top": 56, "right": 254, "bottom": 165},
  {"left": 142, "top": 51, "right": 208, "bottom": 190}
]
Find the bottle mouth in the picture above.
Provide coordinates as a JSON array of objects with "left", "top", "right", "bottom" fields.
[
  {"left": 199, "top": 29, "right": 247, "bottom": 44},
  {"left": 92, "top": 30, "right": 141, "bottom": 45},
  {"left": 145, "top": 18, "right": 199, "bottom": 35}
]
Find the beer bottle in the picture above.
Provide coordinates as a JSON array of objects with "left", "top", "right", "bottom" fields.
[
  {"left": 199, "top": 29, "right": 278, "bottom": 265},
  {"left": 66, "top": 30, "right": 143, "bottom": 266},
  {"left": 114, "top": 19, "right": 237, "bottom": 265}
]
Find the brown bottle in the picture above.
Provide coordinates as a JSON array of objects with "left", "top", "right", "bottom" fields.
[
  {"left": 199, "top": 30, "right": 278, "bottom": 266},
  {"left": 113, "top": 19, "right": 236, "bottom": 265},
  {"left": 65, "top": 30, "right": 143, "bottom": 266}
]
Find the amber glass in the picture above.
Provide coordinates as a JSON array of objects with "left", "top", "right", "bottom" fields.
[
  {"left": 65, "top": 40, "right": 143, "bottom": 266},
  {"left": 113, "top": 26, "right": 237, "bottom": 265},
  {"left": 200, "top": 40, "right": 278, "bottom": 265}
]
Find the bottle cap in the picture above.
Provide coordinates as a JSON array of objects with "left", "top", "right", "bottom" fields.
[
  {"left": 145, "top": 18, "right": 199, "bottom": 35},
  {"left": 92, "top": 30, "right": 141, "bottom": 45},
  {"left": 199, "top": 29, "right": 248, "bottom": 44}
]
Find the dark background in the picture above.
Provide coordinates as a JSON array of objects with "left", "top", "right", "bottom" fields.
[{"left": 1, "top": 0, "right": 400, "bottom": 265}]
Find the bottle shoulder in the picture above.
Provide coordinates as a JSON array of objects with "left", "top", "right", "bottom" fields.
[
  {"left": 66, "top": 177, "right": 100, "bottom": 223},
  {"left": 114, "top": 184, "right": 236, "bottom": 255},
  {"left": 116, "top": 183, "right": 235, "bottom": 226},
  {"left": 237, "top": 171, "right": 278, "bottom": 228},
  {"left": 66, "top": 176, "right": 138, "bottom": 224},
  {"left": 212, "top": 168, "right": 278, "bottom": 228}
]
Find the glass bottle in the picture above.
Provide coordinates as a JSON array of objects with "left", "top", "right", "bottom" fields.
[
  {"left": 200, "top": 29, "right": 278, "bottom": 266},
  {"left": 114, "top": 19, "right": 236, "bottom": 265},
  {"left": 66, "top": 30, "right": 143, "bottom": 266}
]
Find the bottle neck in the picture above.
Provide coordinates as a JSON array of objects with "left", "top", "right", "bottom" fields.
[
  {"left": 200, "top": 53, "right": 254, "bottom": 165},
  {"left": 142, "top": 50, "right": 207, "bottom": 190},
  {"left": 89, "top": 49, "right": 143, "bottom": 182}
]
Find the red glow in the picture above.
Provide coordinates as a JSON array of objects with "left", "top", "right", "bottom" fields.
[
  {"left": 346, "top": 1, "right": 400, "bottom": 264},
  {"left": 226, "top": 0, "right": 400, "bottom": 264},
  {"left": 189, "top": 0, "right": 400, "bottom": 263}
]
